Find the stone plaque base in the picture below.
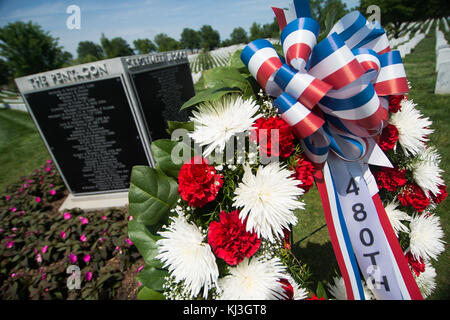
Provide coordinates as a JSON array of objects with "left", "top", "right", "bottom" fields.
[{"left": 59, "top": 191, "right": 129, "bottom": 212}]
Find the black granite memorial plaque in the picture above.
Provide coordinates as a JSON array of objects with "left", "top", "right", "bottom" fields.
[
  {"left": 130, "top": 63, "right": 195, "bottom": 141},
  {"left": 23, "top": 76, "right": 149, "bottom": 194}
]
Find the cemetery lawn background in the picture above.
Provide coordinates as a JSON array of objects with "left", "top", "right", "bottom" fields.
[{"left": 0, "top": 20, "right": 449, "bottom": 299}]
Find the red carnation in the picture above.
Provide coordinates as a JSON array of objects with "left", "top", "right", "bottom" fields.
[
  {"left": 378, "top": 124, "right": 399, "bottom": 151},
  {"left": 389, "top": 95, "right": 406, "bottom": 113},
  {"left": 373, "top": 166, "right": 407, "bottom": 192},
  {"left": 291, "top": 155, "right": 315, "bottom": 193},
  {"left": 282, "top": 228, "right": 291, "bottom": 250},
  {"left": 432, "top": 184, "right": 447, "bottom": 204},
  {"left": 307, "top": 294, "right": 326, "bottom": 300},
  {"left": 252, "top": 116, "right": 295, "bottom": 158},
  {"left": 208, "top": 210, "right": 261, "bottom": 265},
  {"left": 278, "top": 278, "right": 294, "bottom": 300},
  {"left": 405, "top": 252, "right": 426, "bottom": 277},
  {"left": 398, "top": 183, "right": 430, "bottom": 213},
  {"left": 178, "top": 157, "right": 223, "bottom": 208}
]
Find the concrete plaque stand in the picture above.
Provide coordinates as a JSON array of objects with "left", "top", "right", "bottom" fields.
[{"left": 59, "top": 191, "right": 129, "bottom": 211}]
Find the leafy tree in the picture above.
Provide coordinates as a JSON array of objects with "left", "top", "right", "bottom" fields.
[
  {"left": 220, "top": 39, "right": 233, "bottom": 47},
  {"left": 100, "top": 33, "right": 134, "bottom": 58},
  {"left": 360, "top": 0, "right": 450, "bottom": 37},
  {"left": 310, "top": 0, "right": 349, "bottom": 35},
  {"left": 133, "top": 38, "right": 157, "bottom": 54},
  {"left": 180, "top": 28, "right": 201, "bottom": 50},
  {"left": 76, "top": 41, "right": 104, "bottom": 63},
  {"left": 229, "top": 27, "right": 248, "bottom": 44},
  {"left": 249, "top": 22, "right": 263, "bottom": 41},
  {"left": 249, "top": 18, "right": 279, "bottom": 41},
  {"left": 154, "top": 33, "right": 181, "bottom": 52},
  {"left": 199, "top": 25, "right": 220, "bottom": 50},
  {"left": 0, "top": 58, "right": 10, "bottom": 85},
  {"left": 0, "top": 21, "right": 72, "bottom": 78}
]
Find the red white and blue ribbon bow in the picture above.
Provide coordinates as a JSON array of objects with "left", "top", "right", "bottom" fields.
[{"left": 241, "top": 0, "right": 422, "bottom": 300}]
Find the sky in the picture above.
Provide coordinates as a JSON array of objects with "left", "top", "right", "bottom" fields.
[{"left": 0, "top": 0, "right": 360, "bottom": 56}]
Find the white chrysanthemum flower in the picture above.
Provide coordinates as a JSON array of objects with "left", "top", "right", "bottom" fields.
[
  {"left": 409, "top": 214, "right": 445, "bottom": 261},
  {"left": 283, "top": 273, "right": 309, "bottom": 300},
  {"left": 218, "top": 257, "right": 287, "bottom": 300},
  {"left": 409, "top": 147, "right": 444, "bottom": 197},
  {"left": 189, "top": 95, "right": 261, "bottom": 157},
  {"left": 384, "top": 200, "right": 411, "bottom": 237},
  {"left": 327, "top": 276, "right": 375, "bottom": 300},
  {"left": 156, "top": 216, "right": 219, "bottom": 299},
  {"left": 389, "top": 99, "right": 433, "bottom": 155},
  {"left": 233, "top": 163, "right": 303, "bottom": 242},
  {"left": 414, "top": 262, "right": 437, "bottom": 299}
]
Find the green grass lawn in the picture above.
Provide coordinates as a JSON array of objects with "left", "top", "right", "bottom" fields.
[
  {"left": 0, "top": 23, "right": 448, "bottom": 299},
  {"left": 0, "top": 109, "right": 50, "bottom": 191}
]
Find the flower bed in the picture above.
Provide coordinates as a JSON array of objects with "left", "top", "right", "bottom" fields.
[{"left": 0, "top": 161, "right": 141, "bottom": 299}]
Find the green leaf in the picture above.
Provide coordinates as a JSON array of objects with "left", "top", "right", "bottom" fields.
[
  {"left": 179, "top": 87, "right": 241, "bottom": 111},
  {"left": 137, "top": 266, "right": 168, "bottom": 291},
  {"left": 128, "top": 166, "right": 179, "bottom": 226},
  {"left": 242, "top": 75, "right": 262, "bottom": 100},
  {"left": 166, "top": 120, "right": 194, "bottom": 136},
  {"left": 137, "top": 286, "right": 165, "bottom": 300},
  {"left": 150, "top": 139, "right": 185, "bottom": 179},
  {"left": 316, "top": 281, "right": 328, "bottom": 300},
  {"left": 228, "top": 49, "right": 246, "bottom": 70},
  {"left": 127, "top": 219, "right": 163, "bottom": 268},
  {"left": 202, "top": 67, "right": 248, "bottom": 90}
]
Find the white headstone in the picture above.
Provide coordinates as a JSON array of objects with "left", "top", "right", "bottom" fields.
[
  {"left": 436, "top": 48, "right": 450, "bottom": 71},
  {"left": 435, "top": 61, "right": 450, "bottom": 94},
  {"left": 443, "top": 17, "right": 449, "bottom": 32},
  {"left": 437, "top": 43, "right": 449, "bottom": 53}
]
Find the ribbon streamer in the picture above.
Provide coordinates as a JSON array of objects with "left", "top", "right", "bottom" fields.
[{"left": 241, "top": 0, "right": 423, "bottom": 300}]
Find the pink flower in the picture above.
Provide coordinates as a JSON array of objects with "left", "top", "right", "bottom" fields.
[
  {"left": 11, "top": 273, "right": 16, "bottom": 278},
  {"left": 136, "top": 265, "right": 144, "bottom": 273},
  {"left": 80, "top": 234, "right": 87, "bottom": 242},
  {"left": 125, "top": 238, "right": 133, "bottom": 246},
  {"left": 5, "top": 241, "right": 14, "bottom": 248},
  {"left": 128, "top": 216, "right": 133, "bottom": 221},
  {"left": 137, "top": 281, "right": 142, "bottom": 287},
  {"left": 79, "top": 217, "right": 89, "bottom": 225},
  {"left": 69, "top": 253, "right": 77, "bottom": 264},
  {"left": 41, "top": 274, "right": 47, "bottom": 280},
  {"left": 5, "top": 195, "right": 11, "bottom": 201},
  {"left": 84, "top": 272, "right": 93, "bottom": 281},
  {"left": 36, "top": 253, "right": 42, "bottom": 263},
  {"left": 35, "top": 197, "right": 41, "bottom": 203},
  {"left": 41, "top": 245, "right": 48, "bottom": 253},
  {"left": 63, "top": 212, "right": 72, "bottom": 220},
  {"left": 10, "top": 207, "right": 17, "bottom": 212},
  {"left": 101, "top": 215, "right": 107, "bottom": 220},
  {"left": 46, "top": 167, "right": 51, "bottom": 172},
  {"left": 59, "top": 230, "right": 66, "bottom": 239},
  {"left": 49, "top": 189, "right": 56, "bottom": 196},
  {"left": 83, "top": 254, "right": 91, "bottom": 263}
]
